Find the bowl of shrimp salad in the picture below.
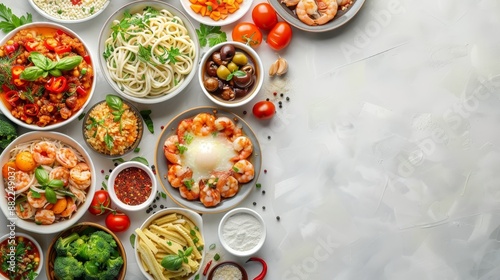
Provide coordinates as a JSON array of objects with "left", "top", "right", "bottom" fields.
[{"left": 0, "top": 131, "right": 96, "bottom": 234}]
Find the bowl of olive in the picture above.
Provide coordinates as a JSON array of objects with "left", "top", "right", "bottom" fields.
[{"left": 198, "top": 42, "right": 264, "bottom": 107}]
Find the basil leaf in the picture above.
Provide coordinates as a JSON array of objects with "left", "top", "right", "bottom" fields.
[
  {"left": 130, "top": 156, "right": 149, "bottom": 166},
  {"left": 30, "top": 189, "right": 41, "bottom": 198},
  {"left": 184, "top": 247, "right": 193, "bottom": 257},
  {"left": 44, "top": 188, "right": 57, "bottom": 204},
  {"left": 161, "top": 255, "right": 183, "bottom": 271},
  {"left": 48, "top": 179, "right": 64, "bottom": 189},
  {"left": 140, "top": 109, "right": 154, "bottom": 134},
  {"left": 105, "top": 94, "right": 123, "bottom": 111},
  {"left": 35, "top": 166, "right": 49, "bottom": 185},
  {"left": 29, "top": 52, "right": 52, "bottom": 69},
  {"left": 49, "top": 68, "right": 62, "bottom": 77},
  {"left": 56, "top": 56, "right": 82, "bottom": 71},
  {"left": 130, "top": 234, "right": 136, "bottom": 249},
  {"left": 20, "top": 66, "right": 45, "bottom": 81}
]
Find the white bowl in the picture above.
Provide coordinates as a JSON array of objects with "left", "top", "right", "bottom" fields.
[
  {"left": 218, "top": 207, "right": 266, "bottom": 257},
  {"left": 180, "top": 0, "right": 254, "bottom": 26},
  {"left": 28, "top": 0, "right": 110, "bottom": 23},
  {"left": 199, "top": 42, "right": 264, "bottom": 108},
  {"left": 135, "top": 208, "right": 205, "bottom": 280},
  {"left": 0, "top": 232, "right": 43, "bottom": 280},
  {"left": 0, "top": 131, "right": 96, "bottom": 234},
  {"left": 98, "top": 0, "right": 200, "bottom": 104},
  {"left": 0, "top": 22, "right": 96, "bottom": 130},
  {"left": 107, "top": 161, "right": 157, "bottom": 212}
]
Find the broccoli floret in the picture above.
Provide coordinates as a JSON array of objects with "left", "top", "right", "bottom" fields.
[
  {"left": 75, "top": 232, "right": 112, "bottom": 263},
  {"left": 53, "top": 256, "right": 84, "bottom": 280},
  {"left": 100, "top": 256, "right": 124, "bottom": 279},
  {"left": 55, "top": 232, "right": 80, "bottom": 257},
  {"left": 0, "top": 114, "right": 16, "bottom": 152},
  {"left": 89, "top": 230, "right": 117, "bottom": 248},
  {"left": 83, "top": 261, "right": 101, "bottom": 280}
]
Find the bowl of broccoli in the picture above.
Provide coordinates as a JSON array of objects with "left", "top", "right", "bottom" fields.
[{"left": 46, "top": 222, "right": 127, "bottom": 280}]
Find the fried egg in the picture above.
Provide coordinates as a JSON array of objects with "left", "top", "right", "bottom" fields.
[{"left": 182, "top": 134, "right": 237, "bottom": 182}]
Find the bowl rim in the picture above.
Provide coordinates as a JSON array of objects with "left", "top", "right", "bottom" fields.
[
  {"left": 199, "top": 41, "right": 264, "bottom": 108},
  {"left": 179, "top": 0, "right": 254, "bottom": 27},
  {"left": 82, "top": 96, "right": 144, "bottom": 158},
  {"left": 0, "top": 22, "right": 96, "bottom": 131},
  {"left": 27, "top": 0, "right": 111, "bottom": 23},
  {"left": 97, "top": 0, "right": 200, "bottom": 104},
  {"left": 107, "top": 161, "right": 157, "bottom": 212},
  {"left": 218, "top": 207, "right": 266, "bottom": 257},
  {"left": 0, "top": 232, "right": 44, "bottom": 280},
  {"left": 0, "top": 131, "right": 96, "bottom": 234},
  {"left": 206, "top": 261, "right": 248, "bottom": 280},
  {"left": 134, "top": 208, "right": 205, "bottom": 280}
]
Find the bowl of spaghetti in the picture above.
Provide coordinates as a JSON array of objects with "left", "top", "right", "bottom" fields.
[
  {"left": 98, "top": 0, "right": 200, "bottom": 104},
  {"left": 0, "top": 131, "right": 96, "bottom": 234}
]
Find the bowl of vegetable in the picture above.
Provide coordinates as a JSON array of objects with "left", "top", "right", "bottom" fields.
[
  {"left": 46, "top": 222, "right": 127, "bottom": 280},
  {"left": 199, "top": 42, "right": 264, "bottom": 108},
  {"left": 134, "top": 208, "right": 205, "bottom": 280},
  {"left": 0, "top": 22, "right": 96, "bottom": 130},
  {"left": 180, "top": 0, "right": 254, "bottom": 26},
  {"left": 98, "top": 0, "right": 200, "bottom": 104},
  {"left": 0, "top": 232, "right": 43, "bottom": 280}
]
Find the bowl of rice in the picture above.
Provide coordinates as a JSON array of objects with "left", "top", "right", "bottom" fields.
[
  {"left": 28, "top": 0, "right": 110, "bottom": 23},
  {"left": 82, "top": 94, "right": 143, "bottom": 158}
]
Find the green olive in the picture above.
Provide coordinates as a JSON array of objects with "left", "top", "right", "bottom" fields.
[
  {"left": 216, "top": 65, "right": 231, "bottom": 80},
  {"left": 227, "top": 62, "right": 239, "bottom": 73},
  {"left": 232, "top": 52, "right": 248, "bottom": 66}
]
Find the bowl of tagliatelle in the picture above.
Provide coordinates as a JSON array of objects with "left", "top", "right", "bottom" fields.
[
  {"left": 98, "top": 0, "right": 200, "bottom": 104},
  {"left": 0, "top": 131, "right": 96, "bottom": 234}
]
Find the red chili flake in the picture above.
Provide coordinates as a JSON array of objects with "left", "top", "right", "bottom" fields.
[
  {"left": 114, "top": 167, "right": 152, "bottom": 206},
  {"left": 273, "top": 92, "right": 277, "bottom": 96}
]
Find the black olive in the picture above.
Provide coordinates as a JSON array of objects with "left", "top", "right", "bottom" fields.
[
  {"left": 203, "top": 77, "right": 219, "bottom": 92},
  {"left": 212, "top": 52, "right": 227, "bottom": 66},
  {"left": 234, "top": 88, "right": 248, "bottom": 97},
  {"left": 220, "top": 44, "right": 235, "bottom": 61},
  {"left": 233, "top": 71, "right": 252, "bottom": 88},
  {"left": 221, "top": 86, "right": 235, "bottom": 100},
  {"left": 206, "top": 61, "right": 218, "bottom": 77}
]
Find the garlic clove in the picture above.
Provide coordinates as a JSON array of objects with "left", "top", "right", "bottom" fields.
[
  {"left": 269, "top": 60, "right": 278, "bottom": 76},
  {"left": 276, "top": 57, "right": 288, "bottom": 76}
]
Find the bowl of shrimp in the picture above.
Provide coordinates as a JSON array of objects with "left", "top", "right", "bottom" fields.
[
  {"left": 0, "top": 131, "right": 96, "bottom": 234},
  {"left": 154, "top": 106, "right": 262, "bottom": 214}
]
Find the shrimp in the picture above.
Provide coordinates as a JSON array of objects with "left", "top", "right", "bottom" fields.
[
  {"left": 232, "top": 159, "right": 255, "bottom": 183},
  {"left": 164, "top": 135, "right": 182, "bottom": 165},
  {"left": 232, "top": 136, "right": 253, "bottom": 161},
  {"left": 27, "top": 191, "right": 47, "bottom": 208},
  {"left": 177, "top": 118, "right": 194, "bottom": 143},
  {"left": 217, "top": 175, "right": 239, "bottom": 198},
  {"left": 34, "top": 209, "right": 55, "bottom": 225},
  {"left": 15, "top": 201, "right": 35, "bottom": 219},
  {"left": 59, "top": 197, "right": 76, "bottom": 218},
  {"left": 192, "top": 113, "right": 216, "bottom": 136},
  {"left": 281, "top": 0, "right": 301, "bottom": 6},
  {"left": 214, "top": 117, "right": 242, "bottom": 139},
  {"left": 32, "top": 141, "right": 57, "bottom": 165},
  {"left": 296, "top": 0, "right": 338, "bottom": 26},
  {"left": 69, "top": 162, "right": 91, "bottom": 189},
  {"left": 167, "top": 165, "right": 193, "bottom": 188},
  {"left": 200, "top": 180, "right": 221, "bottom": 207},
  {"left": 179, "top": 180, "right": 200, "bottom": 200},
  {"left": 69, "top": 184, "right": 87, "bottom": 202},
  {"left": 315, "top": 0, "right": 338, "bottom": 25},
  {"left": 337, "top": 0, "right": 351, "bottom": 7},
  {"left": 56, "top": 147, "right": 78, "bottom": 169},
  {"left": 13, "top": 171, "right": 33, "bottom": 193},
  {"left": 50, "top": 166, "right": 70, "bottom": 186}
]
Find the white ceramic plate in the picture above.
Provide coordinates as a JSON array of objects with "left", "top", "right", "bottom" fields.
[
  {"left": 0, "top": 132, "right": 96, "bottom": 234},
  {"left": 269, "top": 0, "right": 366, "bottom": 33},
  {"left": 28, "top": 0, "right": 110, "bottom": 23},
  {"left": 180, "top": 0, "right": 254, "bottom": 26},
  {"left": 154, "top": 106, "right": 262, "bottom": 214}
]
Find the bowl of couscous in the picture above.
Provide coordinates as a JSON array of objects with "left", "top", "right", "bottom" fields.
[
  {"left": 82, "top": 94, "right": 143, "bottom": 158},
  {"left": 28, "top": 0, "right": 110, "bottom": 23}
]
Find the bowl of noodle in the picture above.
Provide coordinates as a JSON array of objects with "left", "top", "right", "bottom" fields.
[
  {"left": 0, "top": 131, "right": 96, "bottom": 234},
  {"left": 98, "top": 0, "right": 200, "bottom": 104}
]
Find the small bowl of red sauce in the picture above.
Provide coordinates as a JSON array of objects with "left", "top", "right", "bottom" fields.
[
  {"left": 0, "top": 232, "right": 43, "bottom": 280},
  {"left": 108, "top": 161, "right": 157, "bottom": 212}
]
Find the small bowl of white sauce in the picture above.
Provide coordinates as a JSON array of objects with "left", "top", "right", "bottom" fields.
[{"left": 218, "top": 208, "right": 266, "bottom": 257}]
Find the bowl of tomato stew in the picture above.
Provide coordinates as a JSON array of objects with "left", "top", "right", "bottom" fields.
[
  {"left": 0, "top": 22, "right": 95, "bottom": 130},
  {"left": 0, "top": 232, "right": 43, "bottom": 280},
  {"left": 107, "top": 161, "right": 157, "bottom": 212}
]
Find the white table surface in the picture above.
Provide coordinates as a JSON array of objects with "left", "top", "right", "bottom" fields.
[{"left": 2, "top": 0, "right": 500, "bottom": 279}]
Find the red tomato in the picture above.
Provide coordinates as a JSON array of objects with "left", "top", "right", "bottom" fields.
[
  {"left": 252, "top": 101, "right": 276, "bottom": 120},
  {"left": 106, "top": 212, "right": 131, "bottom": 232},
  {"left": 88, "top": 190, "right": 111, "bottom": 215},
  {"left": 267, "top": 22, "right": 293, "bottom": 51},
  {"left": 252, "top": 3, "right": 278, "bottom": 30},
  {"left": 232, "top": 22, "right": 262, "bottom": 48}
]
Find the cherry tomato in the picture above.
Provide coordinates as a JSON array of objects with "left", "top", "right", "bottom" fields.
[
  {"left": 252, "top": 101, "right": 276, "bottom": 120},
  {"left": 267, "top": 22, "right": 293, "bottom": 51},
  {"left": 252, "top": 3, "right": 278, "bottom": 30},
  {"left": 88, "top": 190, "right": 111, "bottom": 215},
  {"left": 232, "top": 22, "right": 262, "bottom": 48},
  {"left": 106, "top": 211, "right": 131, "bottom": 232}
]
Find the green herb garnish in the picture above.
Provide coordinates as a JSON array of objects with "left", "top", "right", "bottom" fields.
[
  {"left": 0, "top": 3, "right": 32, "bottom": 33},
  {"left": 140, "top": 109, "right": 154, "bottom": 133},
  {"left": 196, "top": 24, "right": 227, "bottom": 48},
  {"left": 34, "top": 166, "right": 64, "bottom": 203},
  {"left": 161, "top": 247, "right": 193, "bottom": 271},
  {"left": 20, "top": 52, "right": 82, "bottom": 81}
]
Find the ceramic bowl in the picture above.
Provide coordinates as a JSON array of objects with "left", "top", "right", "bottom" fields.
[
  {"left": 218, "top": 207, "right": 266, "bottom": 257},
  {"left": 0, "top": 22, "right": 96, "bottom": 130},
  {"left": 135, "top": 208, "right": 205, "bottom": 280},
  {"left": 0, "top": 233, "right": 43, "bottom": 280},
  {"left": 0, "top": 131, "right": 96, "bottom": 234},
  {"left": 107, "top": 161, "right": 157, "bottom": 212},
  {"left": 98, "top": 0, "right": 200, "bottom": 104},
  {"left": 180, "top": 0, "right": 254, "bottom": 26},
  {"left": 46, "top": 222, "right": 127, "bottom": 280},
  {"left": 207, "top": 261, "right": 248, "bottom": 280},
  {"left": 199, "top": 42, "right": 264, "bottom": 108},
  {"left": 28, "top": 0, "right": 110, "bottom": 23}
]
